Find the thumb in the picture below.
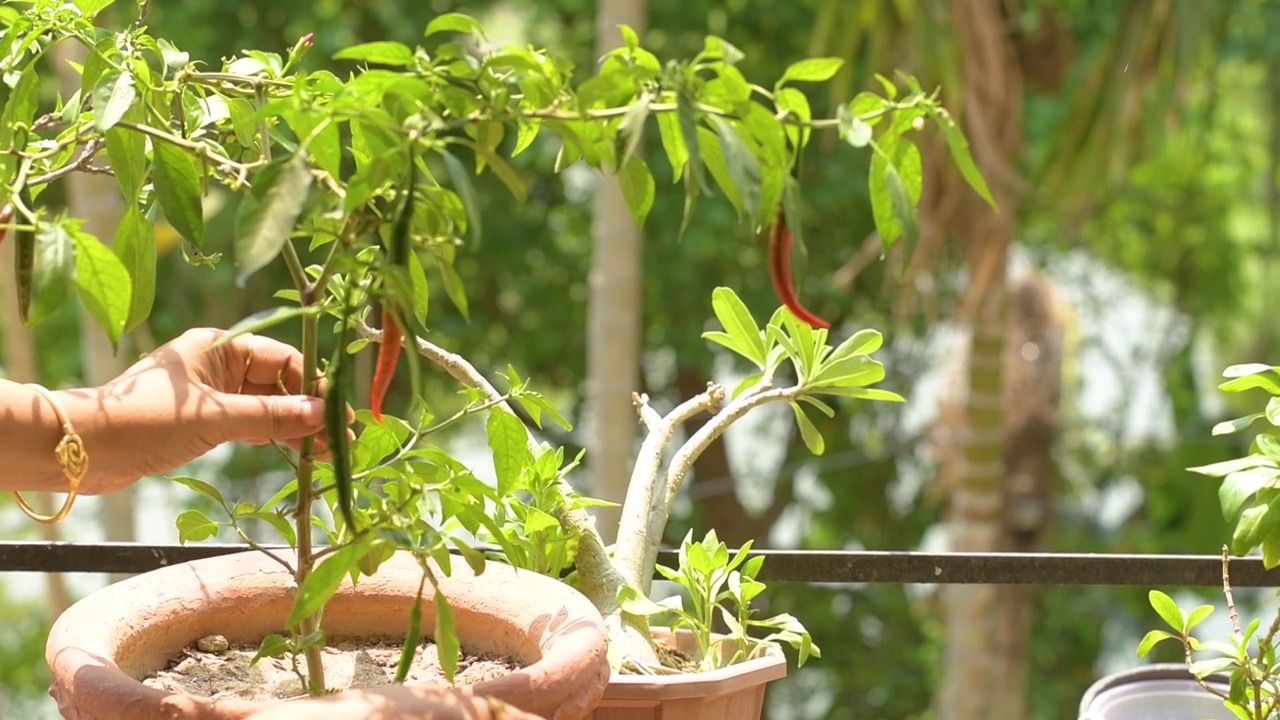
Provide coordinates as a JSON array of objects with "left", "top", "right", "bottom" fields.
[{"left": 215, "top": 394, "right": 327, "bottom": 443}]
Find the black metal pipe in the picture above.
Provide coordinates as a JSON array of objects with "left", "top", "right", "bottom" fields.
[{"left": 1, "top": 541, "right": 1276, "bottom": 588}]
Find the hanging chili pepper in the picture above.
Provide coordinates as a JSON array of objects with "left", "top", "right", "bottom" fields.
[
  {"left": 768, "top": 208, "right": 829, "bottom": 329},
  {"left": 369, "top": 307, "right": 401, "bottom": 422},
  {"left": 14, "top": 192, "right": 34, "bottom": 326}
]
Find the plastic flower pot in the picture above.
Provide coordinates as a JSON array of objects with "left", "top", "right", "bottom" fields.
[
  {"left": 1078, "top": 663, "right": 1234, "bottom": 720},
  {"left": 585, "top": 628, "right": 786, "bottom": 720}
]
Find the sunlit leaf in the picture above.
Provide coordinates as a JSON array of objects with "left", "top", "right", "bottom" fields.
[
  {"left": 617, "top": 154, "right": 655, "bottom": 227},
  {"left": 234, "top": 154, "right": 313, "bottom": 286},
  {"left": 91, "top": 69, "right": 135, "bottom": 132},
  {"left": 113, "top": 206, "right": 154, "bottom": 331},
  {"left": 152, "top": 140, "right": 205, "bottom": 249}
]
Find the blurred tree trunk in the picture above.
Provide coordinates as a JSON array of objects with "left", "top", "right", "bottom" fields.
[
  {"left": 585, "top": 0, "right": 646, "bottom": 543},
  {"left": 930, "top": 1, "right": 1025, "bottom": 718},
  {"left": 992, "top": 272, "right": 1064, "bottom": 720},
  {"left": 52, "top": 41, "right": 136, "bottom": 582}
]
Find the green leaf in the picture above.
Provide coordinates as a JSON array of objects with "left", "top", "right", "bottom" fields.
[
  {"left": 1220, "top": 467, "right": 1280, "bottom": 520},
  {"left": 1148, "top": 590, "right": 1184, "bottom": 632},
  {"left": 828, "top": 328, "right": 883, "bottom": 362},
  {"left": 234, "top": 154, "right": 313, "bottom": 286},
  {"left": 470, "top": 144, "right": 527, "bottom": 206},
  {"left": 105, "top": 112, "right": 146, "bottom": 201},
  {"left": 175, "top": 509, "right": 219, "bottom": 543},
  {"left": 617, "top": 585, "right": 671, "bottom": 616},
  {"left": 617, "top": 154, "right": 655, "bottom": 227},
  {"left": 1223, "top": 363, "right": 1280, "bottom": 380},
  {"left": 433, "top": 587, "right": 460, "bottom": 683},
  {"left": 656, "top": 110, "right": 688, "bottom": 182},
  {"left": 1213, "top": 414, "right": 1265, "bottom": 436},
  {"left": 791, "top": 403, "right": 825, "bottom": 455},
  {"left": 486, "top": 409, "right": 533, "bottom": 496},
  {"left": 407, "top": 250, "right": 430, "bottom": 326},
  {"left": 1136, "top": 629, "right": 1176, "bottom": 657},
  {"left": 151, "top": 140, "right": 205, "bottom": 249},
  {"left": 113, "top": 206, "right": 155, "bottom": 331},
  {"left": 73, "top": 0, "right": 117, "bottom": 17},
  {"left": 440, "top": 150, "right": 483, "bottom": 248},
  {"left": 676, "top": 90, "right": 707, "bottom": 194},
  {"left": 1190, "top": 455, "right": 1275, "bottom": 478},
  {"left": 1220, "top": 371, "right": 1280, "bottom": 394},
  {"left": 251, "top": 510, "right": 296, "bottom": 546},
  {"left": 779, "top": 58, "right": 844, "bottom": 85},
  {"left": 212, "top": 306, "right": 321, "bottom": 348},
  {"left": 613, "top": 103, "right": 648, "bottom": 165},
  {"left": 884, "top": 161, "right": 920, "bottom": 271},
  {"left": 283, "top": 111, "right": 341, "bottom": 179},
  {"left": 333, "top": 41, "right": 415, "bottom": 66},
  {"left": 0, "top": 66, "right": 39, "bottom": 179},
  {"left": 709, "top": 286, "right": 767, "bottom": 366},
  {"left": 425, "top": 12, "right": 484, "bottom": 37},
  {"left": 1268, "top": 397, "right": 1280, "bottom": 426},
  {"left": 818, "top": 386, "right": 906, "bottom": 403},
  {"left": 928, "top": 107, "right": 996, "bottom": 209},
  {"left": 170, "top": 475, "right": 226, "bottom": 508},
  {"left": 709, "top": 116, "right": 762, "bottom": 227},
  {"left": 288, "top": 542, "right": 367, "bottom": 628},
  {"left": 26, "top": 223, "right": 75, "bottom": 328},
  {"left": 91, "top": 70, "right": 136, "bottom": 132},
  {"left": 1185, "top": 604, "right": 1214, "bottom": 631},
  {"left": 774, "top": 87, "right": 812, "bottom": 150},
  {"left": 436, "top": 251, "right": 470, "bottom": 320},
  {"left": 451, "top": 538, "right": 487, "bottom": 576},
  {"left": 251, "top": 634, "right": 290, "bottom": 664},
  {"left": 869, "top": 153, "right": 898, "bottom": 248},
  {"left": 1231, "top": 497, "right": 1280, "bottom": 556}
]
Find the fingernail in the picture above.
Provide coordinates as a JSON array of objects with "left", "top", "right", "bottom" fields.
[{"left": 297, "top": 396, "right": 325, "bottom": 425}]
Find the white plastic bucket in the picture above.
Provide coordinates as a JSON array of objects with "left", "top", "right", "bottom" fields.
[{"left": 1079, "top": 665, "right": 1233, "bottom": 720}]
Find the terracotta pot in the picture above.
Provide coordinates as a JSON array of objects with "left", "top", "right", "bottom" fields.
[
  {"left": 46, "top": 550, "right": 610, "bottom": 720},
  {"left": 585, "top": 628, "right": 786, "bottom": 720}
]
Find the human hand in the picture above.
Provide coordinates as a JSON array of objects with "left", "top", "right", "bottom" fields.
[{"left": 57, "top": 328, "right": 349, "bottom": 494}]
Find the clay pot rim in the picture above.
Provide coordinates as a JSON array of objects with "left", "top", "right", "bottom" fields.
[
  {"left": 603, "top": 628, "right": 787, "bottom": 700},
  {"left": 46, "top": 549, "right": 610, "bottom": 720}
]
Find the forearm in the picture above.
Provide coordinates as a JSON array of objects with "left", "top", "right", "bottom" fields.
[{"left": 0, "top": 380, "right": 102, "bottom": 494}]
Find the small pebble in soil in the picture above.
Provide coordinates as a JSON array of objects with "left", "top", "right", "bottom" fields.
[{"left": 195, "top": 635, "right": 229, "bottom": 653}]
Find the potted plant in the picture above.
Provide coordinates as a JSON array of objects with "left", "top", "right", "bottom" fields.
[
  {"left": 1130, "top": 362, "right": 1280, "bottom": 719},
  {"left": 2, "top": 1, "right": 992, "bottom": 718}
]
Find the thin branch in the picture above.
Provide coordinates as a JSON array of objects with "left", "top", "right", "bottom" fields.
[{"left": 632, "top": 392, "right": 663, "bottom": 432}]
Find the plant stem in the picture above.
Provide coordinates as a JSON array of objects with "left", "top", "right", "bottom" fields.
[{"left": 293, "top": 284, "right": 326, "bottom": 694}]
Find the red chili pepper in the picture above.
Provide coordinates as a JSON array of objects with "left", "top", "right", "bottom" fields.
[
  {"left": 768, "top": 209, "right": 829, "bottom": 329},
  {"left": 0, "top": 204, "right": 13, "bottom": 246},
  {"left": 370, "top": 308, "right": 401, "bottom": 422}
]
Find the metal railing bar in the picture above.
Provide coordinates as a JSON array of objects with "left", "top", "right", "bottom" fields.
[{"left": 1, "top": 541, "right": 1276, "bottom": 587}]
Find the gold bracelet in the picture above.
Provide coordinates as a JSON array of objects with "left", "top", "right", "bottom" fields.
[{"left": 12, "top": 384, "right": 88, "bottom": 524}]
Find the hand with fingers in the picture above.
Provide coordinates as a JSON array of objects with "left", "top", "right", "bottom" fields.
[{"left": 1, "top": 327, "right": 353, "bottom": 497}]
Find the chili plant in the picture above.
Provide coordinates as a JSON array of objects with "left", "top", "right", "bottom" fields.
[{"left": 1, "top": 0, "right": 993, "bottom": 688}]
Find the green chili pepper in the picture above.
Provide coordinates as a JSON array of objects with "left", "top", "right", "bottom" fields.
[
  {"left": 393, "top": 571, "right": 427, "bottom": 683},
  {"left": 327, "top": 301, "right": 356, "bottom": 532}
]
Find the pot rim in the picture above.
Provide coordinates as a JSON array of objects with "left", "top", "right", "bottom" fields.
[
  {"left": 45, "top": 549, "right": 609, "bottom": 720},
  {"left": 1078, "top": 663, "right": 1230, "bottom": 717},
  {"left": 602, "top": 628, "right": 787, "bottom": 700}
]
